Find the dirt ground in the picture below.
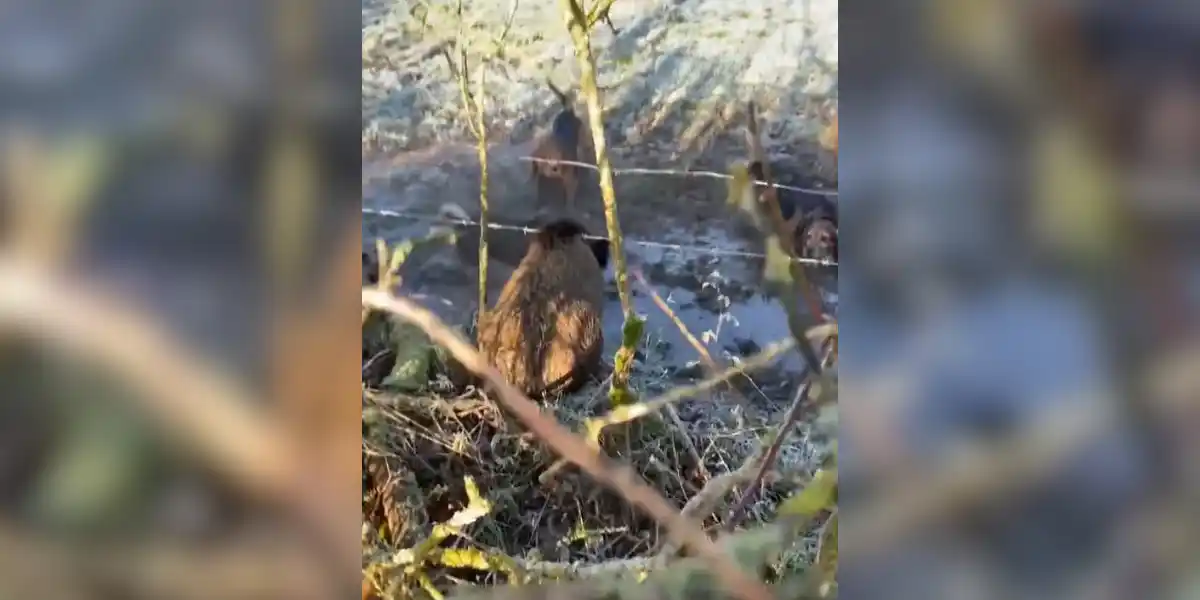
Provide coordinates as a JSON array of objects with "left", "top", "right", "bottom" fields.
[
  {"left": 362, "top": 119, "right": 837, "bottom": 575},
  {"left": 363, "top": 121, "right": 837, "bottom": 374}
]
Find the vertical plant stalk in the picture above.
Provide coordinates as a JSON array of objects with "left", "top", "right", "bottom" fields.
[
  {"left": 446, "top": 0, "right": 491, "bottom": 331},
  {"left": 744, "top": 102, "right": 826, "bottom": 375},
  {"left": 560, "top": 0, "right": 642, "bottom": 402},
  {"left": 473, "top": 69, "right": 490, "bottom": 327},
  {"left": 266, "top": 0, "right": 316, "bottom": 301},
  {"left": 472, "top": 0, "right": 519, "bottom": 329}
]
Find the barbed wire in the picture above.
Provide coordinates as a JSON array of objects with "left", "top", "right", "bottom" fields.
[
  {"left": 519, "top": 156, "right": 839, "bottom": 198},
  {"left": 361, "top": 207, "right": 840, "bottom": 267}
]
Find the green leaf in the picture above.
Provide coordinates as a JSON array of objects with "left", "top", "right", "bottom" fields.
[
  {"left": 449, "top": 475, "right": 491, "bottom": 527},
  {"left": 433, "top": 547, "right": 493, "bottom": 570},
  {"left": 726, "top": 163, "right": 751, "bottom": 210},
  {"left": 620, "top": 315, "right": 646, "bottom": 347},
  {"left": 27, "top": 375, "right": 158, "bottom": 533},
  {"left": 380, "top": 320, "right": 435, "bottom": 392},
  {"left": 388, "top": 239, "right": 416, "bottom": 273},
  {"left": 1033, "top": 124, "right": 1120, "bottom": 267},
  {"left": 778, "top": 468, "right": 837, "bottom": 519},
  {"left": 763, "top": 234, "right": 794, "bottom": 286},
  {"left": 47, "top": 137, "right": 108, "bottom": 212}
]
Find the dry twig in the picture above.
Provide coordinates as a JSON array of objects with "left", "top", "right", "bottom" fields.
[
  {"left": 724, "top": 337, "right": 837, "bottom": 530},
  {"left": 0, "top": 258, "right": 359, "bottom": 589},
  {"left": 360, "top": 290, "right": 774, "bottom": 600},
  {"left": 743, "top": 102, "right": 827, "bottom": 375},
  {"left": 538, "top": 339, "right": 795, "bottom": 483}
]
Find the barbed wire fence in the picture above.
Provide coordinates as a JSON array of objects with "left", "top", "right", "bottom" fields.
[
  {"left": 362, "top": 207, "right": 840, "bottom": 268},
  {"left": 362, "top": 156, "right": 840, "bottom": 268},
  {"left": 514, "top": 156, "right": 840, "bottom": 197}
]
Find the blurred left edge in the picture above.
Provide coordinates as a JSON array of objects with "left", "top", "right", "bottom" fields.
[{"left": 0, "top": 2, "right": 362, "bottom": 600}]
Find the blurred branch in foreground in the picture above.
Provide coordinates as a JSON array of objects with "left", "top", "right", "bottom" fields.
[{"left": 360, "top": 289, "right": 775, "bottom": 600}]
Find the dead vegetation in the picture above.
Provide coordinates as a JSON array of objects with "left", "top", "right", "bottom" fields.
[{"left": 362, "top": 1, "right": 840, "bottom": 598}]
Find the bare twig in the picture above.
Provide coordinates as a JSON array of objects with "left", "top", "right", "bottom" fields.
[
  {"left": 631, "top": 340, "right": 795, "bottom": 418},
  {"left": 585, "top": 0, "right": 620, "bottom": 33},
  {"left": 725, "top": 337, "right": 837, "bottom": 530},
  {"left": 654, "top": 445, "right": 769, "bottom": 563},
  {"left": 443, "top": 0, "right": 499, "bottom": 327},
  {"left": 473, "top": 65, "right": 490, "bottom": 325},
  {"left": 496, "top": 0, "right": 520, "bottom": 44},
  {"left": 0, "top": 260, "right": 294, "bottom": 499},
  {"left": 633, "top": 268, "right": 773, "bottom": 405},
  {"left": 360, "top": 290, "right": 773, "bottom": 600},
  {"left": 847, "top": 396, "right": 1115, "bottom": 554},
  {"left": 447, "top": 523, "right": 804, "bottom": 600},
  {"left": 0, "top": 259, "right": 359, "bottom": 586},
  {"left": 539, "top": 339, "right": 795, "bottom": 483},
  {"left": 744, "top": 102, "right": 827, "bottom": 375},
  {"left": 661, "top": 404, "right": 709, "bottom": 481},
  {"left": 632, "top": 267, "right": 769, "bottom": 488},
  {"left": 0, "top": 524, "right": 336, "bottom": 600}
]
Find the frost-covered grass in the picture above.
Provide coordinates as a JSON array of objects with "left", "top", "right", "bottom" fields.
[{"left": 362, "top": 0, "right": 837, "bottom": 156}]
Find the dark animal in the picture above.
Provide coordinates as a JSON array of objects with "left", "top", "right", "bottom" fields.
[
  {"left": 530, "top": 81, "right": 589, "bottom": 212},
  {"left": 476, "top": 218, "right": 610, "bottom": 397},
  {"left": 748, "top": 160, "right": 838, "bottom": 263}
]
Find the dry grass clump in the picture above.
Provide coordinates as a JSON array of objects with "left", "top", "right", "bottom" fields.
[{"left": 361, "top": 325, "right": 819, "bottom": 576}]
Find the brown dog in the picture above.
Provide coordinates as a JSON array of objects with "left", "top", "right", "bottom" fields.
[
  {"left": 747, "top": 160, "right": 839, "bottom": 263},
  {"left": 477, "top": 218, "right": 610, "bottom": 397},
  {"left": 530, "top": 81, "right": 588, "bottom": 212}
]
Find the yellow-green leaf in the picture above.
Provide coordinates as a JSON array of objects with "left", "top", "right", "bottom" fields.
[
  {"left": 726, "top": 163, "right": 751, "bottom": 209},
  {"left": 381, "top": 321, "right": 434, "bottom": 392},
  {"left": 388, "top": 239, "right": 417, "bottom": 273},
  {"left": 779, "top": 468, "right": 837, "bottom": 518},
  {"left": 763, "top": 234, "right": 794, "bottom": 286}
]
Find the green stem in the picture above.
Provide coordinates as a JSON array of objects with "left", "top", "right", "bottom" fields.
[{"left": 561, "top": 0, "right": 639, "bottom": 402}]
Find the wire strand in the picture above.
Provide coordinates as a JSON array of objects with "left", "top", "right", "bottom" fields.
[
  {"left": 519, "top": 156, "right": 839, "bottom": 197},
  {"left": 362, "top": 207, "right": 839, "bottom": 267}
]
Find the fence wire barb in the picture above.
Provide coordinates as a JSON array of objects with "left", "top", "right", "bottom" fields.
[
  {"left": 517, "top": 156, "right": 839, "bottom": 197},
  {"left": 361, "top": 207, "right": 840, "bottom": 267}
]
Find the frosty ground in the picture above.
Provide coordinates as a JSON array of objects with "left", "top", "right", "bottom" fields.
[{"left": 361, "top": 0, "right": 838, "bottom": 577}]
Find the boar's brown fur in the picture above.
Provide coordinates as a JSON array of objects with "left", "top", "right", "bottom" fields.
[
  {"left": 530, "top": 81, "right": 589, "bottom": 211},
  {"left": 477, "top": 219, "right": 610, "bottom": 397}
]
